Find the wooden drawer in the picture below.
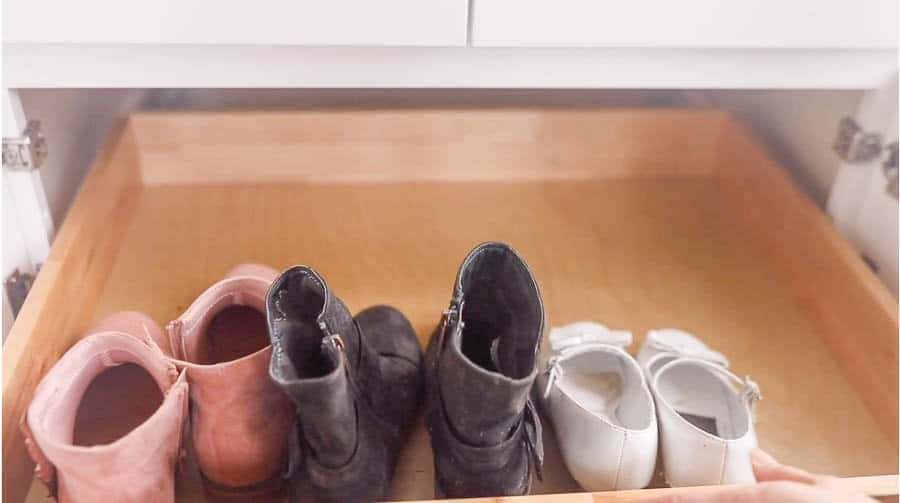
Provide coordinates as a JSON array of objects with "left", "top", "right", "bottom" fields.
[{"left": 3, "top": 109, "right": 898, "bottom": 502}]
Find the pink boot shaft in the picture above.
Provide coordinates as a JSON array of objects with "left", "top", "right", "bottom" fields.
[
  {"left": 22, "top": 312, "right": 189, "bottom": 503},
  {"left": 161, "top": 264, "right": 292, "bottom": 496}
]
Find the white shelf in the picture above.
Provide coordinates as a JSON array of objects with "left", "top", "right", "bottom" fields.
[
  {"left": 470, "top": 0, "right": 897, "bottom": 49},
  {"left": 2, "top": 0, "right": 468, "bottom": 46}
]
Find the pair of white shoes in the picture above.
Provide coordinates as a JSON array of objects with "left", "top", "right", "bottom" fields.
[{"left": 536, "top": 322, "right": 761, "bottom": 491}]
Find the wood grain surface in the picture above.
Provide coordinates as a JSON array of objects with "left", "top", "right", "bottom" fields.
[
  {"left": 129, "top": 109, "right": 724, "bottom": 185},
  {"left": 718, "top": 120, "right": 900, "bottom": 446}
]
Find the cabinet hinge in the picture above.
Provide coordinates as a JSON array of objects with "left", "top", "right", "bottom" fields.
[
  {"left": 3, "top": 120, "right": 47, "bottom": 172},
  {"left": 882, "top": 141, "right": 899, "bottom": 200},
  {"left": 4, "top": 269, "right": 36, "bottom": 317},
  {"left": 834, "top": 117, "right": 882, "bottom": 163},
  {"left": 834, "top": 117, "right": 899, "bottom": 199}
]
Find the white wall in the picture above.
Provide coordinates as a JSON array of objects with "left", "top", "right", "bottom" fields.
[{"left": 19, "top": 89, "right": 147, "bottom": 225}]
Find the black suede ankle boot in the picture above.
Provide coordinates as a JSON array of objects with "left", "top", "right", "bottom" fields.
[
  {"left": 267, "top": 266, "right": 424, "bottom": 503},
  {"left": 425, "top": 242, "right": 545, "bottom": 498}
]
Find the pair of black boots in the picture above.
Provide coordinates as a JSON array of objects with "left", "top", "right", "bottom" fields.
[{"left": 267, "top": 242, "right": 544, "bottom": 502}]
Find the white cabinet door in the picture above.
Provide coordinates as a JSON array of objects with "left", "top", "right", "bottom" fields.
[
  {"left": 2, "top": 89, "right": 53, "bottom": 339},
  {"left": 3, "top": 0, "right": 468, "bottom": 46},
  {"left": 471, "top": 0, "right": 897, "bottom": 48},
  {"left": 828, "top": 76, "right": 899, "bottom": 296}
]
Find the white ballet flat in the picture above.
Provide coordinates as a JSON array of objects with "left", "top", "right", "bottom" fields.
[
  {"left": 537, "top": 322, "right": 658, "bottom": 491},
  {"left": 637, "top": 328, "right": 761, "bottom": 487}
]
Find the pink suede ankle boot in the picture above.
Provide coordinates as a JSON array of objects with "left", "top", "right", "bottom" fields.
[
  {"left": 162, "top": 264, "right": 292, "bottom": 501},
  {"left": 22, "top": 312, "right": 189, "bottom": 503}
]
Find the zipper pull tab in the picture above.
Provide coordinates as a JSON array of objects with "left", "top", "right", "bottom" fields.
[
  {"left": 443, "top": 298, "right": 466, "bottom": 331},
  {"left": 441, "top": 305, "right": 458, "bottom": 328},
  {"left": 322, "top": 333, "right": 345, "bottom": 353},
  {"left": 165, "top": 319, "right": 186, "bottom": 361},
  {"left": 318, "top": 320, "right": 345, "bottom": 352},
  {"left": 436, "top": 299, "right": 465, "bottom": 352},
  {"left": 543, "top": 356, "right": 563, "bottom": 399}
]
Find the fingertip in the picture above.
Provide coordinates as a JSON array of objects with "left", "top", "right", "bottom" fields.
[
  {"left": 750, "top": 447, "right": 778, "bottom": 468},
  {"left": 751, "top": 449, "right": 818, "bottom": 484}
]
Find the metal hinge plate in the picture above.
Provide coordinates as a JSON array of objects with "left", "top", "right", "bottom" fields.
[
  {"left": 4, "top": 269, "right": 36, "bottom": 317},
  {"left": 3, "top": 120, "right": 47, "bottom": 172},
  {"left": 882, "top": 141, "right": 899, "bottom": 199},
  {"left": 834, "top": 117, "right": 883, "bottom": 163},
  {"left": 834, "top": 117, "right": 899, "bottom": 199}
]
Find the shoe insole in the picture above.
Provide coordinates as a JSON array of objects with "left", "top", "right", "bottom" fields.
[
  {"left": 203, "top": 305, "right": 269, "bottom": 365},
  {"left": 658, "top": 366, "right": 745, "bottom": 439},
  {"left": 678, "top": 411, "right": 720, "bottom": 436},
  {"left": 73, "top": 363, "right": 163, "bottom": 446},
  {"left": 283, "top": 318, "right": 336, "bottom": 379},
  {"left": 669, "top": 388, "right": 734, "bottom": 438},
  {"left": 558, "top": 371, "right": 625, "bottom": 427},
  {"left": 461, "top": 319, "right": 499, "bottom": 373}
]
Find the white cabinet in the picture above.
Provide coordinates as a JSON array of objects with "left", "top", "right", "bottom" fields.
[
  {"left": 4, "top": 1, "right": 897, "bottom": 88},
  {"left": 828, "top": 77, "right": 899, "bottom": 296},
  {"left": 3, "top": 0, "right": 468, "bottom": 46},
  {"left": 470, "top": 0, "right": 897, "bottom": 48}
]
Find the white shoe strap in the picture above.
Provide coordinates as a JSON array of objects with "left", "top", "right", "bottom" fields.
[
  {"left": 655, "top": 357, "right": 762, "bottom": 412},
  {"left": 645, "top": 328, "right": 730, "bottom": 367},
  {"left": 549, "top": 322, "right": 632, "bottom": 352}
]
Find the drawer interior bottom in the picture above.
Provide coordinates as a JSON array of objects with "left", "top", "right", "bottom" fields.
[{"left": 24, "top": 177, "right": 896, "bottom": 502}]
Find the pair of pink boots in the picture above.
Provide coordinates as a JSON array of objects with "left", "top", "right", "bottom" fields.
[{"left": 21, "top": 264, "right": 292, "bottom": 503}]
